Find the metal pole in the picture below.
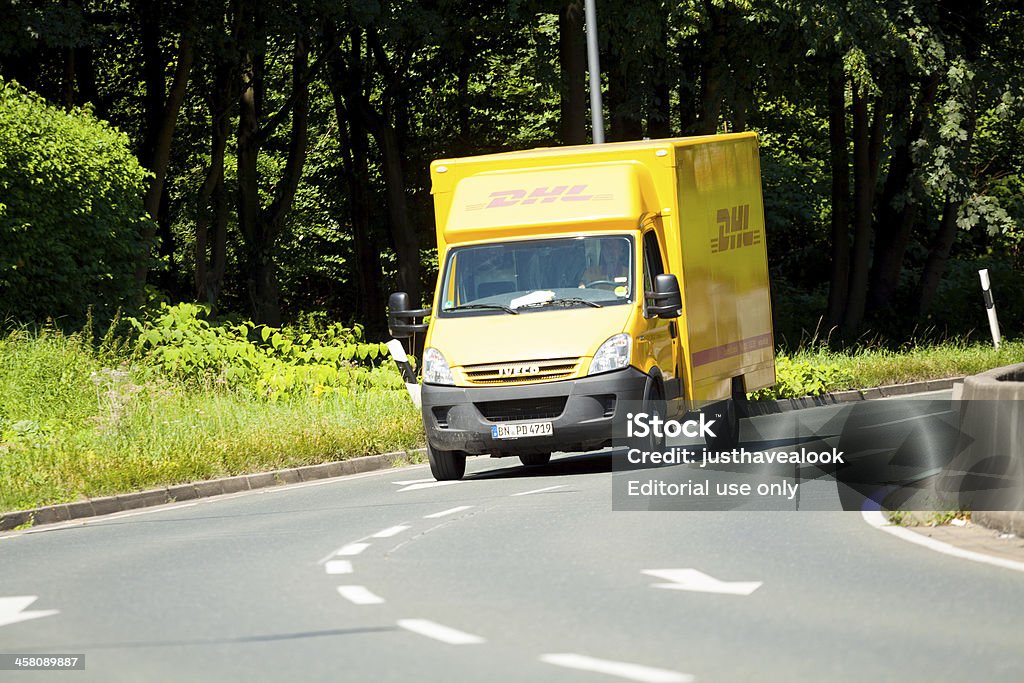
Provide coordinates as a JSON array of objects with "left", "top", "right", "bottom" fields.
[
  {"left": 979, "top": 268, "right": 1002, "bottom": 349},
  {"left": 584, "top": 0, "right": 604, "bottom": 144}
]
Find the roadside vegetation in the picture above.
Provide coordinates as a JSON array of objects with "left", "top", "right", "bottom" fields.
[
  {"left": 755, "top": 339, "right": 1024, "bottom": 399},
  {"left": 2, "top": 303, "right": 1019, "bottom": 512},
  {"left": 0, "top": 306, "right": 422, "bottom": 512}
]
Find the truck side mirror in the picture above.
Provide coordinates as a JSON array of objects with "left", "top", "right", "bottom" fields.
[
  {"left": 645, "top": 274, "right": 682, "bottom": 319},
  {"left": 388, "top": 292, "right": 431, "bottom": 339}
]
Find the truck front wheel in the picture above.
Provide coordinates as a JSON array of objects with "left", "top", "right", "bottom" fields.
[
  {"left": 519, "top": 453, "right": 551, "bottom": 467},
  {"left": 427, "top": 444, "right": 467, "bottom": 481}
]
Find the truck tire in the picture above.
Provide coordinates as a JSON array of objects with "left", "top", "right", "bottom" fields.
[
  {"left": 519, "top": 453, "right": 551, "bottom": 467},
  {"left": 642, "top": 380, "right": 667, "bottom": 451},
  {"left": 428, "top": 444, "right": 467, "bottom": 481},
  {"left": 704, "top": 398, "right": 739, "bottom": 453}
]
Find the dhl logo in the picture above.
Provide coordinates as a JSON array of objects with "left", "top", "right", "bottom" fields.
[
  {"left": 711, "top": 204, "right": 761, "bottom": 253},
  {"left": 472, "top": 185, "right": 610, "bottom": 209}
]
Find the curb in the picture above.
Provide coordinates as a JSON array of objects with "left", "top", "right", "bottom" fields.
[
  {"left": 746, "top": 376, "right": 964, "bottom": 416},
  {"left": 0, "top": 377, "right": 965, "bottom": 533},
  {"left": 0, "top": 448, "right": 426, "bottom": 532}
]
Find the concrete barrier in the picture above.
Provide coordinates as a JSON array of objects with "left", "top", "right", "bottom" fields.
[{"left": 955, "top": 363, "right": 1024, "bottom": 534}]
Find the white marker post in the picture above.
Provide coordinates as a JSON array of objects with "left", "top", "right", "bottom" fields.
[
  {"left": 979, "top": 269, "right": 1001, "bottom": 349},
  {"left": 386, "top": 338, "right": 422, "bottom": 409}
]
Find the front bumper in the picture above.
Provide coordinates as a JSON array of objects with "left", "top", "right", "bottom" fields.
[{"left": 421, "top": 367, "right": 649, "bottom": 456}]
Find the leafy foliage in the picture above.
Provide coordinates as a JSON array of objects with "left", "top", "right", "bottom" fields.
[
  {"left": 128, "top": 303, "right": 399, "bottom": 399},
  {"left": 0, "top": 77, "right": 150, "bottom": 327},
  {"left": 750, "top": 354, "right": 854, "bottom": 399}
]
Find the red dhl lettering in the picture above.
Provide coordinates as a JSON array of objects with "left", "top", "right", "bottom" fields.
[{"left": 485, "top": 184, "right": 594, "bottom": 208}]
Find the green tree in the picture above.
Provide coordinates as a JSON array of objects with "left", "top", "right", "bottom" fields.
[{"left": 0, "top": 77, "right": 151, "bottom": 326}]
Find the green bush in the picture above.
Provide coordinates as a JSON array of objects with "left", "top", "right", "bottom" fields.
[
  {"left": 750, "top": 354, "right": 854, "bottom": 399},
  {"left": 0, "top": 77, "right": 151, "bottom": 327},
  {"left": 129, "top": 303, "right": 399, "bottom": 399}
]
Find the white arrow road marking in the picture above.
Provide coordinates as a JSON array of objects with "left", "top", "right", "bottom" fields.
[
  {"left": 336, "top": 543, "right": 371, "bottom": 556},
  {"left": 511, "top": 484, "right": 566, "bottom": 496},
  {"left": 540, "top": 653, "right": 693, "bottom": 683},
  {"left": 325, "top": 560, "right": 354, "bottom": 575},
  {"left": 643, "top": 569, "right": 761, "bottom": 596},
  {"left": 397, "top": 481, "right": 462, "bottom": 493},
  {"left": 397, "top": 619, "right": 485, "bottom": 645},
  {"left": 336, "top": 586, "right": 385, "bottom": 605},
  {"left": 0, "top": 596, "right": 60, "bottom": 628},
  {"left": 392, "top": 478, "right": 437, "bottom": 486},
  {"left": 424, "top": 505, "right": 473, "bottom": 519},
  {"left": 371, "top": 525, "right": 410, "bottom": 538}
]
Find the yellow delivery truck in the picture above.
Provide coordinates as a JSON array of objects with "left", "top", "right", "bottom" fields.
[{"left": 389, "top": 133, "right": 775, "bottom": 481}]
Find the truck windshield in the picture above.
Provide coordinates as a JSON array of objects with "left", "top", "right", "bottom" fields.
[{"left": 438, "top": 235, "right": 633, "bottom": 316}]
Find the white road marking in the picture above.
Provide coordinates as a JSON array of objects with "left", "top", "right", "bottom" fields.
[
  {"left": 397, "top": 619, "right": 485, "bottom": 645},
  {"left": 0, "top": 596, "right": 60, "bottom": 628},
  {"left": 643, "top": 568, "right": 762, "bottom": 596},
  {"left": 424, "top": 506, "right": 473, "bottom": 519},
  {"left": 392, "top": 478, "right": 437, "bottom": 485},
  {"left": 512, "top": 485, "right": 567, "bottom": 497},
  {"left": 540, "top": 653, "right": 693, "bottom": 683},
  {"left": 862, "top": 509, "right": 1024, "bottom": 573},
  {"left": 325, "top": 560, "right": 354, "bottom": 575},
  {"left": 336, "top": 543, "right": 371, "bottom": 556},
  {"left": 371, "top": 525, "right": 410, "bottom": 538},
  {"left": 336, "top": 585, "right": 385, "bottom": 605},
  {"left": 397, "top": 481, "right": 462, "bottom": 493}
]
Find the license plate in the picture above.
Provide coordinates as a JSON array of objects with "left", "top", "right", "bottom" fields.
[{"left": 491, "top": 421, "right": 553, "bottom": 440}]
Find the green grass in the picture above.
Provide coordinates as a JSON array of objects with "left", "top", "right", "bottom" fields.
[
  {"left": 0, "top": 328, "right": 423, "bottom": 511},
  {"left": 756, "top": 339, "right": 1024, "bottom": 399},
  {"left": 2, "top": 327, "right": 1022, "bottom": 512}
]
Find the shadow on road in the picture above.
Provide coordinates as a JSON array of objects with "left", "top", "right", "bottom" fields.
[
  {"left": 466, "top": 450, "right": 613, "bottom": 481},
  {"left": 12, "top": 626, "right": 397, "bottom": 651}
]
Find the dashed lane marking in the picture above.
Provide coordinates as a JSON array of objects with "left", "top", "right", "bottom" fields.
[
  {"left": 511, "top": 485, "right": 567, "bottom": 497},
  {"left": 397, "top": 619, "right": 485, "bottom": 645},
  {"left": 424, "top": 506, "right": 473, "bottom": 519},
  {"left": 325, "top": 560, "right": 354, "bottom": 575},
  {"left": 540, "top": 653, "right": 693, "bottom": 682},
  {"left": 336, "top": 585, "right": 385, "bottom": 605}
]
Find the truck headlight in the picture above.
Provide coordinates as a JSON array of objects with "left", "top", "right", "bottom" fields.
[
  {"left": 423, "top": 347, "right": 455, "bottom": 385},
  {"left": 588, "top": 333, "right": 631, "bottom": 375}
]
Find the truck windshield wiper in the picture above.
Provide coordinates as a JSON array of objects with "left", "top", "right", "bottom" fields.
[
  {"left": 445, "top": 303, "right": 519, "bottom": 315},
  {"left": 519, "top": 297, "right": 603, "bottom": 309}
]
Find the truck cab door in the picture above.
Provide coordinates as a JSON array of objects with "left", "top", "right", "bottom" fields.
[{"left": 639, "top": 222, "right": 683, "bottom": 403}]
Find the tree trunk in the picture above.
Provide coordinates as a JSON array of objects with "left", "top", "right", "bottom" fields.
[
  {"left": 694, "top": 2, "right": 728, "bottom": 135},
  {"left": 867, "top": 74, "right": 940, "bottom": 313},
  {"left": 841, "top": 89, "right": 883, "bottom": 335},
  {"left": 918, "top": 112, "right": 977, "bottom": 317},
  {"left": 236, "top": 28, "right": 311, "bottom": 326},
  {"left": 328, "top": 27, "right": 387, "bottom": 336},
  {"left": 842, "top": 89, "right": 871, "bottom": 334},
  {"left": 826, "top": 69, "right": 850, "bottom": 328},
  {"left": 559, "top": 0, "right": 587, "bottom": 145},
  {"left": 647, "top": 5, "right": 671, "bottom": 138},
  {"left": 195, "top": 59, "right": 232, "bottom": 310},
  {"left": 136, "top": 32, "right": 195, "bottom": 288},
  {"left": 917, "top": 198, "right": 960, "bottom": 317},
  {"left": 376, "top": 120, "right": 421, "bottom": 306}
]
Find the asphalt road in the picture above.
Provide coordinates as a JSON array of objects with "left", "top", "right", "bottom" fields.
[{"left": 2, "top": 397, "right": 1023, "bottom": 682}]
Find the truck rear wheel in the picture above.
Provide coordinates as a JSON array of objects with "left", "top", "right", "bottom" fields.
[
  {"left": 704, "top": 398, "right": 739, "bottom": 453},
  {"left": 427, "top": 444, "right": 467, "bottom": 481},
  {"left": 519, "top": 453, "right": 551, "bottom": 467}
]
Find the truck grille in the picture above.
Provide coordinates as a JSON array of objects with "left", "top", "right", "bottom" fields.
[
  {"left": 463, "top": 357, "right": 580, "bottom": 385},
  {"left": 476, "top": 397, "right": 568, "bottom": 423}
]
